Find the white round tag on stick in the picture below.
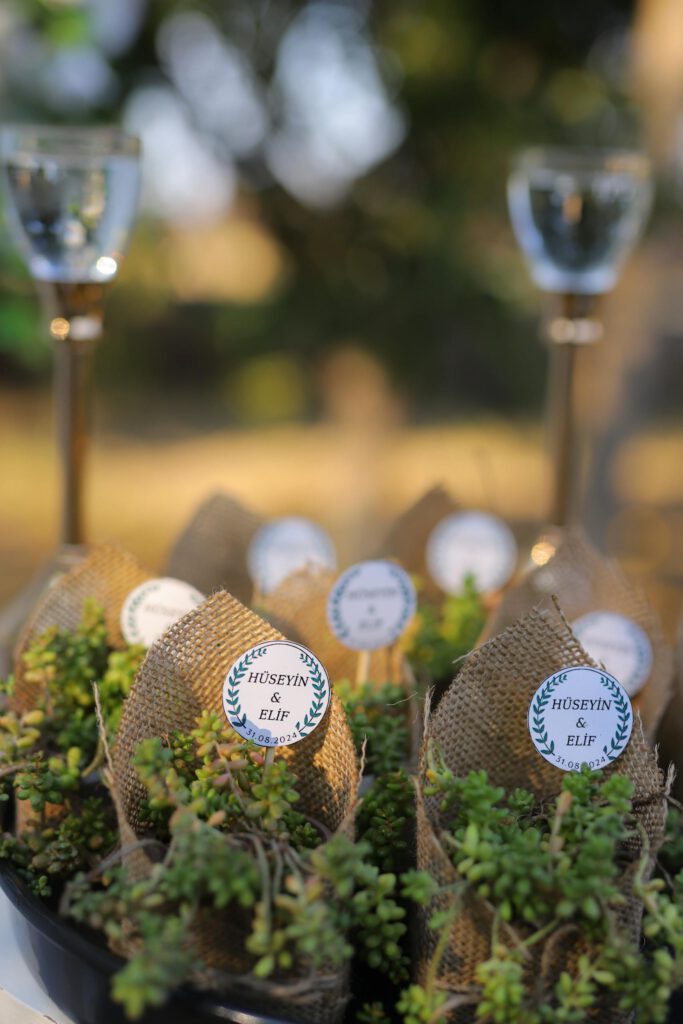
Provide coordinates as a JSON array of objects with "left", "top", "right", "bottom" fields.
[
  {"left": 247, "top": 516, "right": 336, "bottom": 595},
  {"left": 222, "top": 640, "right": 330, "bottom": 748},
  {"left": 571, "top": 610, "right": 653, "bottom": 698},
  {"left": 528, "top": 666, "right": 633, "bottom": 773},
  {"left": 121, "top": 577, "right": 205, "bottom": 647},
  {"left": 327, "top": 560, "right": 417, "bottom": 651},
  {"left": 426, "top": 510, "right": 518, "bottom": 596}
]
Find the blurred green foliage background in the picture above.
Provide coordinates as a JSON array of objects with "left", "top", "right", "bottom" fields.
[{"left": 0, "top": 0, "right": 653, "bottom": 422}]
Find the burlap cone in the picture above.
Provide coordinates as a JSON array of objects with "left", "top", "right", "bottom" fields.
[
  {"left": 377, "top": 485, "right": 458, "bottom": 602},
  {"left": 9, "top": 544, "right": 151, "bottom": 836},
  {"left": 259, "top": 566, "right": 405, "bottom": 684},
  {"left": 111, "top": 590, "right": 359, "bottom": 1022},
  {"left": 11, "top": 543, "right": 152, "bottom": 716},
  {"left": 481, "top": 529, "right": 673, "bottom": 741},
  {"left": 416, "top": 601, "right": 667, "bottom": 1024},
  {"left": 165, "top": 491, "right": 263, "bottom": 603}
]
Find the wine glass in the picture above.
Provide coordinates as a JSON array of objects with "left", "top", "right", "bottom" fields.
[
  {"left": 0, "top": 125, "right": 141, "bottom": 670},
  {"left": 507, "top": 146, "right": 652, "bottom": 547}
]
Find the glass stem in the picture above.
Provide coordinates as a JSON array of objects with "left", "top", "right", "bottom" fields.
[
  {"left": 54, "top": 340, "right": 92, "bottom": 546},
  {"left": 546, "top": 341, "right": 578, "bottom": 529},
  {"left": 544, "top": 293, "right": 603, "bottom": 530}
]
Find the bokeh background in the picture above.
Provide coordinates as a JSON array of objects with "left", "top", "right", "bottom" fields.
[{"left": 1, "top": 0, "right": 682, "bottom": 630}]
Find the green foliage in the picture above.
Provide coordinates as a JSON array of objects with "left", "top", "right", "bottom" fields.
[
  {"left": 337, "top": 680, "right": 410, "bottom": 775},
  {"left": 357, "top": 769, "right": 414, "bottom": 874},
  {"left": 407, "top": 751, "right": 683, "bottom": 1023},
  {"left": 0, "top": 602, "right": 140, "bottom": 896},
  {"left": 659, "top": 807, "right": 683, "bottom": 879},
  {"left": 66, "top": 710, "right": 409, "bottom": 1019},
  {"left": 132, "top": 711, "right": 316, "bottom": 847},
  {"left": 14, "top": 599, "right": 144, "bottom": 763},
  {"left": 396, "top": 984, "right": 447, "bottom": 1024},
  {"left": 404, "top": 578, "right": 486, "bottom": 683}
]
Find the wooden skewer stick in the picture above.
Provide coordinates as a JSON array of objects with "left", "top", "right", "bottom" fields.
[
  {"left": 264, "top": 746, "right": 276, "bottom": 767},
  {"left": 356, "top": 649, "right": 371, "bottom": 686}
]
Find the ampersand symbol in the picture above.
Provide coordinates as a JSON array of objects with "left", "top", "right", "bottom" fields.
[
  {"left": 270, "top": 692, "right": 281, "bottom": 704},
  {"left": 576, "top": 717, "right": 587, "bottom": 729}
]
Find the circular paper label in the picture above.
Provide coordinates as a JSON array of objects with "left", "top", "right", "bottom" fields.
[
  {"left": 222, "top": 640, "right": 330, "bottom": 747},
  {"left": 247, "top": 517, "right": 336, "bottom": 595},
  {"left": 571, "top": 610, "right": 653, "bottom": 698},
  {"left": 528, "top": 666, "right": 633, "bottom": 772},
  {"left": 426, "top": 510, "right": 518, "bottom": 595},
  {"left": 327, "top": 560, "right": 417, "bottom": 651},
  {"left": 121, "top": 577, "right": 205, "bottom": 647}
]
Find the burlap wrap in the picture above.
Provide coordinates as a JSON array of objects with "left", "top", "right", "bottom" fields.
[
  {"left": 165, "top": 492, "right": 264, "bottom": 604},
  {"left": 416, "top": 602, "right": 667, "bottom": 1024},
  {"left": 377, "top": 485, "right": 458, "bottom": 602},
  {"left": 11, "top": 544, "right": 152, "bottom": 716},
  {"left": 111, "top": 590, "right": 359, "bottom": 1022},
  {"left": 481, "top": 529, "right": 673, "bottom": 741},
  {"left": 259, "top": 567, "right": 405, "bottom": 684}
]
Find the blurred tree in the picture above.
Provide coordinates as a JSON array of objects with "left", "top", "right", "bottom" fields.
[{"left": 0, "top": 0, "right": 642, "bottom": 419}]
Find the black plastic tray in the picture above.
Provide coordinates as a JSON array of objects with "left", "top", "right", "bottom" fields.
[{"left": 0, "top": 862, "right": 299, "bottom": 1024}]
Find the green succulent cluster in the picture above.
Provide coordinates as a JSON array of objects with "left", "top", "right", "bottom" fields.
[
  {"left": 2, "top": 603, "right": 682, "bottom": 1024},
  {"left": 402, "top": 749, "right": 683, "bottom": 1023},
  {"left": 0, "top": 599, "right": 144, "bottom": 770},
  {"left": 357, "top": 768, "right": 414, "bottom": 875},
  {"left": 337, "top": 679, "right": 410, "bottom": 776},
  {"left": 132, "top": 710, "right": 319, "bottom": 847},
  {"left": 66, "top": 713, "right": 408, "bottom": 1020},
  {"left": 0, "top": 602, "right": 143, "bottom": 896},
  {"left": 403, "top": 577, "right": 486, "bottom": 684}
]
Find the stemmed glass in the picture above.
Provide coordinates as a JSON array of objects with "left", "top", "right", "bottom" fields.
[
  {"left": 0, "top": 125, "right": 141, "bottom": 668},
  {"left": 507, "top": 146, "right": 652, "bottom": 545}
]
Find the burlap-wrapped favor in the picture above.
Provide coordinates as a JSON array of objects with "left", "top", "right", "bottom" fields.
[
  {"left": 377, "top": 485, "right": 458, "bottom": 601},
  {"left": 259, "top": 566, "right": 406, "bottom": 684},
  {"left": 111, "top": 590, "right": 359, "bottom": 1022},
  {"left": 165, "top": 491, "right": 264, "bottom": 603},
  {"left": 416, "top": 601, "right": 668, "bottom": 1024},
  {"left": 11, "top": 543, "right": 151, "bottom": 715},
  {"left": 481, "top": 529, "right": 673, "bottom": 740}
]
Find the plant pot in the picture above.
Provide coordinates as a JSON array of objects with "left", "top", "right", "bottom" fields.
[{"left": 0, "top": 862, "right": 300, "bottom": 1024}]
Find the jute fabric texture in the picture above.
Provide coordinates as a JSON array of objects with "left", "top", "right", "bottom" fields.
[
  {"left": 481, "top": 529, "right": 672, "bottom": 741},
  {"left": 165, "top": 491, "right": 263, "bottom": 604},
  {"left": 111, "top": 590, "right": 359, "bottom": 1022},
  {"left": 377, "top": 485, "right": 458, "bottom": 601},
  {"left": 416, "top": 602, "right": 667, "bottom": 1024},
  {"left": 12, "top": 543, "right": 151, "bottom": 715},
  {"left": 259, "top": 567, "right": 405, "bottom": 684}
]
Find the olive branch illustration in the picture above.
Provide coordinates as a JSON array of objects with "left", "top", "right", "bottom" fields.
[
  {"left": 530, "top": 672, "right": 567, "bottom": 757},
  {"left": 224, "top": 646, "right": 269, "bottom": 730},
  {"left": 295, "top": 649, "right": 328, "bottom": 738},
  {"left": 600, "top": 674, "right": 631, "bottom": 761}
]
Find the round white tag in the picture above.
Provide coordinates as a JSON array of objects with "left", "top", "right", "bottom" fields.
[
  {"left": 247, "top": 517, "right": 336, "bottom": 595},
  {"left": 327, "top": 560, "right": 417, "bottom": 651},
  {"left": 222, "top": 640, "right": 330, "bottom": 747},
  {"left": 426, "top": 510, "right": 518, "bottom": 596},
  {"left": 571, "top": 610, "right": 653, "bottom": 698},
  {"left": 528, "top": 666, "right": 633, "bottom": 772},
  {"left": 121, "top": 577, "right": 205, "bottom": 647}
]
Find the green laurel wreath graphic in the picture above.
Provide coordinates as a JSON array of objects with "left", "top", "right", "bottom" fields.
[
  {"left": 328, "top": 566, "right": 362, "bottom": 642},
  {"left": 530, "top": 672, "right": 566, "bottom": 756},
  {"left": 294, "top": 650, "right": 328, "bottom": 739},
  {"left": 328, "top": 563, "right": 415, "bottom": 646},
  {"left": 599, "top": 674, "right": 631, "bottom": 761},
  {"left": 224, "top": 645, "right": 269, "bottom": 730}
]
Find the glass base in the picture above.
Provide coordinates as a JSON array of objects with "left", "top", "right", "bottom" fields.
[{"left": 0, "top": 545, "right": 87, "bottom": 678}]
